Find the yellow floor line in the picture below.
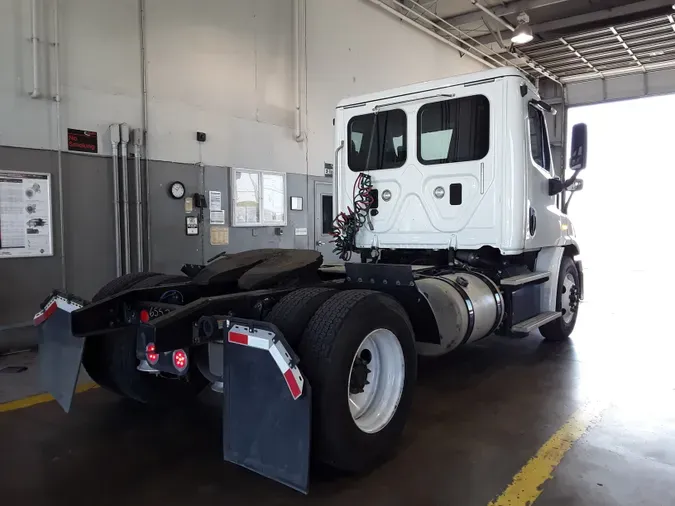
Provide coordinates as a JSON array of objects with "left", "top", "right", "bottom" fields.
[
  {"left": 0, "top": 383, "right": 98, "bottom": 413},
  {"left": 488, "top": 400, "right": 608, "bottom": 506}
]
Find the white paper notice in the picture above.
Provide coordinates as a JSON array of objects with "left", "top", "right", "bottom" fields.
[
  {"left": 0, "top": 171, "right": 53, "bottom": 258},
  {"left": 209, "top": 191, "right": 222, "bottom": 211},
  {"left": 210, "top": 210, "right": 225, "bottom": 225}
]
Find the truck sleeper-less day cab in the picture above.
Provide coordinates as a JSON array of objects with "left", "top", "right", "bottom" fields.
[{"left": 35, "top": 67, "right": 587, "bottom": 493}]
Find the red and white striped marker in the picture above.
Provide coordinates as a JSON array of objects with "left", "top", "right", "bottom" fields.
[
  {"left": 33, "top": 295, "right": 84, "bottom": 325},
  {"left": 227, "top": 324, "right": 305, "bottom": 400}
]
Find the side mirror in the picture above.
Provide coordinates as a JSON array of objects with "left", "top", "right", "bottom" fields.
[{"left": 569, "top": 123, "right": 587, "bottom": 171}]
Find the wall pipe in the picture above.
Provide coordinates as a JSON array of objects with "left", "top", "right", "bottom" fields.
[
  {"left": 120, "top": 123, "right": 132, "bottom": 274},
  {"left": 30, "top": 0, "right": 40, "bottom": 98},
  {"left": 133, "top": 128, "right": 144, "bottom": 272},
  {"left": 139, "top": 0, "right": 151, "bottom": 271},
  {"left": 293, "top": 0, "right": 305, "bottom": 142},
  {"left": 53, "top": 0, "right": 66, "bottom": 290},
  {"left": 110, "top": 124, "right": 123, "bottom": 277}
]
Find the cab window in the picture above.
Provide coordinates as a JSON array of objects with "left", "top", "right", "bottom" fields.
[
  {"left": 347, "top": 109, "right": 407, "bottom": 171},
  {"left": 528, "top": 104, "right": 551, "bottom": 172},
  {"left": 417, "top": 95, "right": 489, "bottom": 165}
]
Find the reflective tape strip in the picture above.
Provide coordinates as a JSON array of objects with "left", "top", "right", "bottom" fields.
[
  {"left": 227, "top": 323, "right": 304, "bottom": 400},
  {"left": 227, "top": 324, "right": 273, "bottom": 350},
  {"left": 270, "top": 341, "right": 304, "bottom": 400},
  {"left": 33, "top": 295, "right": 83, "bottom": 326}
]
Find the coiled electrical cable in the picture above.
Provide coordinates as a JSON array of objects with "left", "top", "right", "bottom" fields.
[{"left": 330, "top": 172, "right": 373, "bottom": 261}]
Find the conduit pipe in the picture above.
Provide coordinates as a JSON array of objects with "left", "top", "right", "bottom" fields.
[
  {"left": 120, "top": 124, "right": 132, "bottom": 274},
  {"left": 30, "top": 0, "right": 40, "bottom": 98},
  {"left": 110, "top": 124, "right": 123, "bottom": 277},
  {"left": 133, "top": 128, "right": 144, "bottom": 272},
  {"left": 293, "top": 0, "right": 306, "bottom": 142},
  {"left": 367, "top": 0, "right": 496, "bottom": 69},
  {"left": 139, "top": 0, "right": 152, "bottom": 270},
  {"left": 470, "top": 0, "right": 516, "bottom": 32},
  {"left": 53, "top": 0, "right": 66, "bottom": 290}
]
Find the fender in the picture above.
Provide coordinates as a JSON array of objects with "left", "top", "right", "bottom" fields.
[{"left": 535, "top": 246, "right": 565, "bottom": 313}]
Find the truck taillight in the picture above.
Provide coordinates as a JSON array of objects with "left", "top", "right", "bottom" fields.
[
  {"left": 173, "top": 349, "right": 188, "bottom": 372},
  {"left": 146, "top": 343, "right": 159, "bottom": 365},
  {"left": 140, "top": 309, "right": 150, "bottom": 323}
]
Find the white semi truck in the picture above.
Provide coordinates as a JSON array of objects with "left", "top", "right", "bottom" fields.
[{"left": 36, "top": 67, "right": 586, "bottom": 493}]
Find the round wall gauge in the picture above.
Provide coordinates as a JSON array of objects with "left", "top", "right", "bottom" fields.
[{"left": 169, "top": 181, "right": 186, "bottom": 199}]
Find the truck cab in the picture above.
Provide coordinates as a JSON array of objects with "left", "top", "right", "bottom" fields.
[{"left": 333, "top": 67, "right": 581, "bottom": 260}]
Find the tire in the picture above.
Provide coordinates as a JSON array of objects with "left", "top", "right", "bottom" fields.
[
  {"left": 83, "top": 272, "right": 159, "bottom": 394},
  {"left": 264, "top": 287, "right": 338, "bottom": 347},
  {"left": 299, "top": 289, "right": 417, "bottom": 473},
  {"left": 541, "top": 256, "right": 580, "bottom": 341},
  {"left": 106, "top": 274, "right": 208, "bottom": 404}
]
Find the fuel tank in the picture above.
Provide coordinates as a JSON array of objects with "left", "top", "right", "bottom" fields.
[{"left": 415, "top": 272, "right": 503, "bottom": 357}]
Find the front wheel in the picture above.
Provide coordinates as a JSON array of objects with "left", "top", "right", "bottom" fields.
[
  {"left": 541, "top": 256, "right": 580, "bottom": 341},
  {"left": 299, "top": 290, "right": 417, "bottom": 473}
]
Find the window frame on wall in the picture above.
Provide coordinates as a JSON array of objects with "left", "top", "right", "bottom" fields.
[
  {"left": 230, "top": 167, "right": 287, "bottom": 227},
  {"left": 417, "top": 94, "right": 490, "bottom": 165}
]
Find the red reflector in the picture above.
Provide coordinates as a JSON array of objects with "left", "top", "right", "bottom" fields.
[
  {"left": 140, "top": 310, "right": 150, "bottom": 323},
  {"left": 228, "top": 331, "right": 248, "bottom": 345},
  {"left": 173, "top": 349, "right": 188, "bottom": 371},
  {"left": 34, "top": 301, "right": 57, "bottom": 326},
  {"left": 283, "top": 369, "right": 302, "bottom": 399},
  {"left": 146, "top": 343, "right": 159, "bottom": 365}
]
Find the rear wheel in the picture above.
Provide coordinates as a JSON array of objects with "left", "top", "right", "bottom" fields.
[
  {"left": 264, "top": 287, "right": 338, "bottom": 347},
  {"left": 299, "top": 290, "right": 416, "bottom": 473},
  {"left": 83, "top": 273, "right": 207, "bottom": 403},
  {"left": 82, "top": 272, "right": 159, "bottom": 394},
  {"left": 541, "top": 256, "right": 580, "bottom": 341},
  {"left": 107, "top": 274, "right": 207, "bottom": 404}
]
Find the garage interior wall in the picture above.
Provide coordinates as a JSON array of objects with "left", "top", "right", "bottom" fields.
[{"left": 0, "top": 0, "right": 483, "bottom": 340}]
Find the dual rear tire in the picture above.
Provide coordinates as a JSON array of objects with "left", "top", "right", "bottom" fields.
[{"left": 266, "top": 288, "right": 417, "bottom": 473}]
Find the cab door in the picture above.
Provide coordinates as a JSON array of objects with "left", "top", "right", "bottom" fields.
[{"left": 524, "top": 100, "right": 563, "bottom": 249}]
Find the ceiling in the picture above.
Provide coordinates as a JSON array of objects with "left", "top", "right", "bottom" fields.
[{"left": 390, "top": 0, "right": 675, "bottom": 82}]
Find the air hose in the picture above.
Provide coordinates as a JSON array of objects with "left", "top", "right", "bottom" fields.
[{"left": 330, "top": 172, "right": 373, "bottom": 261}]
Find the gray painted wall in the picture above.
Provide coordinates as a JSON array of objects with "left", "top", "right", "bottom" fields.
[{"left": 0, "top": 145, "right": 331, "bottom": 348}]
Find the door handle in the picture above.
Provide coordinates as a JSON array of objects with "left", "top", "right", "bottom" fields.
[{"left": 316, "top": 240, "right": 326, "bottom": 246}]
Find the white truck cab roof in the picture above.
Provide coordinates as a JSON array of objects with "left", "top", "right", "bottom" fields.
[{"left": 336, "top": 67, "right": 539, "bottom": 109}]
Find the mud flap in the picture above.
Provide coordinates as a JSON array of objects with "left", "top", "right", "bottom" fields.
[
  {"left": 35, "top": 293, "right": 86, "bottom": 413},
  {"left": 222, "top": 319, "right": 312, "bottom": 493}
]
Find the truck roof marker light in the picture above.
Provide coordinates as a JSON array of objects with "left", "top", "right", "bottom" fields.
[
  {"left": 173, "top": 349, "right": 188, "bottom": 372},
  {"left": 146, "top": 343, "right": 159, "bottom": 365},
  {"left": 140, "top": 309, "right": 150, "bottom": 323}
]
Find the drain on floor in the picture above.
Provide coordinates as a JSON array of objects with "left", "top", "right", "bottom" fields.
[{"left": 0, "top": 366, "right": 28, "bottom": 374}]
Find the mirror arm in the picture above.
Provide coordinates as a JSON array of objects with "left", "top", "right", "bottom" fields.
[
  {"left": 562, "top": 189, "right": 576, "bottom": 215},
  {"left": 563, "top": 169, "right": 579, "bottom": 189}
]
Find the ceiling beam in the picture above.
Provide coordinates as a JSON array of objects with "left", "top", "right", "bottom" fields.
[
  {"left": 469, "top": 0, "right": 675, "bottom": 49},
  {"left": 443, "top": 0, "right": 570, "bottom": 27}
]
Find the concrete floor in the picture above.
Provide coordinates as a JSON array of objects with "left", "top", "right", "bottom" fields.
[{"left": 1, "top": 269, "right": 674, "bottom": 505}]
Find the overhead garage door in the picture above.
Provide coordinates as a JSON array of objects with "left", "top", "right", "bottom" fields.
[{"left": 566, "top": 66, "right": 675, "bottom": 106}]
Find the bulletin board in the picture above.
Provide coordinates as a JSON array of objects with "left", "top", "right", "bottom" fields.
[{"left": 0, "top": 170, "right": 53, "bottom": 258}]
